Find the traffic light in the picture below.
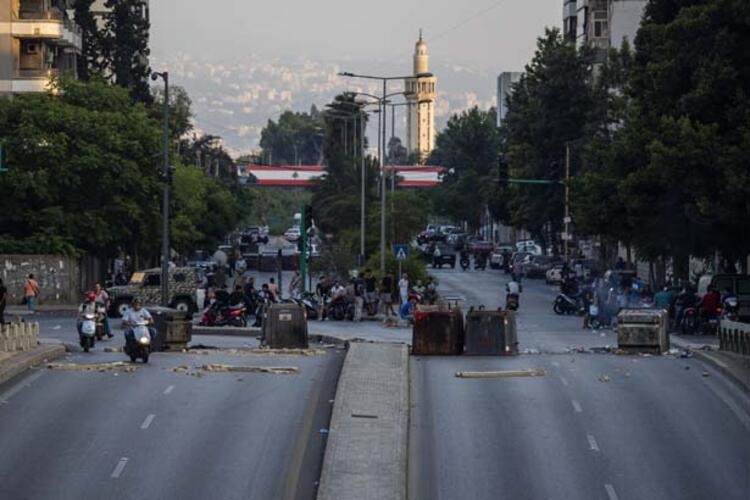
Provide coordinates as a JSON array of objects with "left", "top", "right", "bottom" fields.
[{"left": 498, "top": 154, "right": 509, "bottom": 185}]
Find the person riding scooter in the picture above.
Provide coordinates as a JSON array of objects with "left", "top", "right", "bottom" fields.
[
  {"left": 506, "top": 280, "right": 521, "bottom": 310},
  {"left": 122, "top": 298, "right": 155, "bottom": 352},
  {"left": 78, "top": 291, "right": 104, "bottom": 346}
]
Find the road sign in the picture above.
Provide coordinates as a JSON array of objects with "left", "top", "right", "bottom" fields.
[{"left": 393, "top": 244, "right": 409, "bottom": 261}]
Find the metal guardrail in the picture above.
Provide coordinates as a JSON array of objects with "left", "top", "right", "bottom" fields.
[{"left": 718, "top": 320, "right": 750, "bottom": 356}]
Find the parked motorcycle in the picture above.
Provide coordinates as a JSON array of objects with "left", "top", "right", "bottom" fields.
[
  {"left": 200, "top": 301, "right": 247, "bottom": 327},
  {"left": 292, "top": 292, "right": 319, "bottom": 320},
  {"left": 125, "top": 322, "right": 151, "bottom": 363},
  {"left": 722, "top": 296, "right": 739, "bottom": 322},
  {"left": 474, "top": 254, "right": 487, "bottom": 270},
  {"left": 79, "top": 313, "right": 97, "bottom": 353},
  {"left": 553, "top": 293, "right": 584, "bottom": 315},
  {"left": 328, "top": 296, "right": 355, "bottom": 321},
  {"left": 460, "top": 256, "right": 470, "bottom": 271}
]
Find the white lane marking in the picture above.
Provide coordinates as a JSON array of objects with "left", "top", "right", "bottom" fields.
[
  {"left": 571, "top": 400, "right": 583, "bottom": 413},
  {"left": 140, "top": 414, "right": 155, "bottom": 430},
  {"left": 560, "top": 376, "right": 569, "bottom": 386},
  {"left": 605, "top": 483, "right": 619, "bottom": 500},
  {"left": 110, "top": 458, "right": 129, "bottom": 479},
  {"left": 163, "top": 385, "right": 175, "bottom": 395},
  {"left": 0, "top": 370, "right": 46, "bottom": 404},
  {"left": 587, "top": 434, "right": 600, "bottom": 452}
]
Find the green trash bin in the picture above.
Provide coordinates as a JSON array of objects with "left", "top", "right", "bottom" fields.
[{"left": 263, "top": 303, "right": 308, "bottom": 349}]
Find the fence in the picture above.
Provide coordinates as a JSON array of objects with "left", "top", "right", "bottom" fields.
[
  {"left": 0, "top": 322, "right": 40, "bottom": 353},
  {"left": 718, "top": 320, "right": 750, "bottom": 356}
]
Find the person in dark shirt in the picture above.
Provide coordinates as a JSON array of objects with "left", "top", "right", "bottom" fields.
[
  {"left": 228, "top": 285, "right": 244, "bottom": 307},
  {"left": 0, "top": 278, "right": 7, "bottom": 324}
]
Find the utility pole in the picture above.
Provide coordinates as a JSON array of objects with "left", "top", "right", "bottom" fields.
[
  {"left": 564, "top": 143, "right": 571, "bottom": 262},
  {"left": 380, "top": 79, "right": 387, "bottom": 273},
  {"left": 359, "top": 112, "right": 366, "bottom": 266},
  {"left": 151, "top": 71, "right": 170, "bottom": 306}
]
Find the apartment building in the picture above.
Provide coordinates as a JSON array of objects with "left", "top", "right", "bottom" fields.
[
  {"left": 90, "top": 0, "right": 150, "bottom": 29},
  {"left": 567, "top": 0, "right": 646, "bottom": 56},
  {"left": 496, "top": 71, "right": 522, "bottom": 127},
  {"left": 0, "top": 0, "right": 82, "bottom": 93}
]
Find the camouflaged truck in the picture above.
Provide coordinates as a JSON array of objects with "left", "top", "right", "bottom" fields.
[{"left": 107, "top": 267, "right": 199, "bottom": 317}]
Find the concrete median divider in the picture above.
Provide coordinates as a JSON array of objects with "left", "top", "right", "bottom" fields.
[
  {"left": 317, "top": 343, "right": 409, "bottom": 500},
  {"left": 0, "top": 321, "right": 40, "bottom": 354}
]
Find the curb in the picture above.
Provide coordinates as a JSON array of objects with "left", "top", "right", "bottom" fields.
[
  {"left": 317, "top": 343, "right": 409, "bottom": 500},
  {"left": 0, "top": 345, "right": 67, "bottom": 387},
  {"left": 192, "top": 326, "right": 262, "bottom": 337},
  {"left": 671, "top": 336, "right": 750, "bottom": 395}
]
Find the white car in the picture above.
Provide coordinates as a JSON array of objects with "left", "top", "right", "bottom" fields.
[{"left": 284, "top": 227, "right": 301, "bottom": 242}]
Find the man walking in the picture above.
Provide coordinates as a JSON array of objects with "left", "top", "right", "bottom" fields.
[
  {"left": 289, "top": 271, "right": 302, "bottom": 299},
  {"left": 23, "top": 274, "right": 39, "bottom": 314},
  {"left": 380, "top": 273, "right": 396, "bottom": 318}
]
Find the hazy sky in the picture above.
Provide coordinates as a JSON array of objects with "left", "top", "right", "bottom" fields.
[{"left": 151, "top": 0, "right": 562, "bottom": 71}]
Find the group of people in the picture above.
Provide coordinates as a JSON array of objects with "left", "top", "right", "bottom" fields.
[
  {"left": 314, "top": 270, "right": 437, "bottom": 323},
  {"left": 0, "top": 274, "right": 41, "bottom": 324}
]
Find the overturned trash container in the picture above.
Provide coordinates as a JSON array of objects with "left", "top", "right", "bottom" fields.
[
  {"left": 412, "top": 305, "right": 464, "bottom": 355},
  {"left": 263, "top": 303, "right": 308, "bottom": 349},
  {"left": 617, "top": 309, "right": 669, "bottom": 354},
  {"left": 147, "top": 307, "right": 193, "bottom": 351},
  {"left": 464, "top": 308, "right": 518, "bottom": 356}
]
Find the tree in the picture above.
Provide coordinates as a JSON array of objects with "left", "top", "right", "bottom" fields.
[
  {"left": 72, "top": 0, "right": 102, "bottom": 81},
  {"left": 259, "top": 109, "right": 324, "bottom": 165},
  {"left": 0, "top": 78, "right": 162, "bottom": 258},
  {"left": 102, "top": 0, "right": 151, "bottom": 103},
  {"left": 427, "top": 106, "right": 501, "bottom": 229},
  {"left": 501, "top": 28, "right": 594, "bottom": 247}
]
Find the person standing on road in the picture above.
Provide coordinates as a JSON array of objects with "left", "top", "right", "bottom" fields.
[
  {"left": 94, "top": 283, "right": 114, "bottom": 338},
  {"left": 398, "top": 273, "right": 409, "bottom": 306},
  {"left": 0, "top": 278, "right": 6, "bottom": 324},
  {"left": 380, "top": 273, "right": 396, "bottom": 318},
  {"left": 268, "top": 277, "right": 280, "bottom": 300},
  {"left": 289, "top": 271, "right": 302, "bottom": 299},
  {"left": 23, "top": 274, "right": 40, "bottom": 314},
  {"left": 364, "top": 270, "right": 378, "bottom": 315}
]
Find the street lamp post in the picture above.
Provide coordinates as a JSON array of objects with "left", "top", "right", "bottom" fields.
[
  {"left": 338, "top": 73, "right": 418, "bottom": 273},
  {"left": 151, "top": 70, "right": 170, "bottom": 307}
]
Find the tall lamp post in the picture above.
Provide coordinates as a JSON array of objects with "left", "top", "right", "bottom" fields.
[
  {"left": 151, "top": 70, "right": 170, "bottom": 306},
  {"left": 338, "top": 72, "right": 425, "bottom": 273}
]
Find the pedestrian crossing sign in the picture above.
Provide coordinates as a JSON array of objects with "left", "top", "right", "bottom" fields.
[{"left": 393, "top": 244, "right": 409, "bottom": 261}]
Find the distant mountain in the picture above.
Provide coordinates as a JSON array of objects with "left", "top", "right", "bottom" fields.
[{"left": 152, "top": 54, "right": 498, "bottom": 158}]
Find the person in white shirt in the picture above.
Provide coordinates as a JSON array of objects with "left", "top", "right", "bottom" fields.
[
  {"left": 122, "top": 298, "right": 154, "bottom": 349},
  {"left": 398, "top": 274, "right": 409, "bottom": 305}
]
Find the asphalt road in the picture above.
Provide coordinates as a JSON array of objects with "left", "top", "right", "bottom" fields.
[
  {"left": 0, "top": 343, "right": 344, "bottom": 500},
  {"left": 410, "top": 268, "right": 750, "bottom": 500}
]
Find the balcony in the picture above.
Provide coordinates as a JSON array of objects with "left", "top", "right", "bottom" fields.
[{"left": 11, "top": 9, "right": 82, "bottom": 50}]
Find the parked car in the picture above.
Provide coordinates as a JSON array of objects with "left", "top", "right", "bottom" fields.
[
  {"left": 241, "top": 226, "right": 269, "bottom": 245},
  {"left": 284, "top": 227, "right": 301, "bottom": 242},
  {"left": 429, "top": 243, "right": 457, "bottom": 269},
  {"left": 524, "top": 255, "right": 557, "bottom": 279},
  {"left": 490, "top": 244, "right": 514, "bottom": 269},
  {"left": 107, "top": 267, "right": 199, "bottom": 317}
]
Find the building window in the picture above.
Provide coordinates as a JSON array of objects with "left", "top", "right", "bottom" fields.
[{"left": 593, "top": 11, "right": 608, "bottom": 38}]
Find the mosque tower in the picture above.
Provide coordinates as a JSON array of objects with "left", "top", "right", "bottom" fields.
[{"left": 405, "top": 30, "right": 437, "bottom": 163}]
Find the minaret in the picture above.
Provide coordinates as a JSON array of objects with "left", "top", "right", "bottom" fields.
[{"left": 405, "top": 30, "right": 437, "bottom": 163}]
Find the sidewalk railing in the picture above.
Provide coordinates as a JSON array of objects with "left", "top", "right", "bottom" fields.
[
  {"left": 718, "top": 320, "right": 750, "bottom": 356},
  {"left": 0, "top": 322, "right": 40, "bottom": 353}
]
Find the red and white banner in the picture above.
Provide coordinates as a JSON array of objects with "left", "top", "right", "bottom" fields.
[{"left": 238, "top": 165, "right": 444, "bottom": 187}]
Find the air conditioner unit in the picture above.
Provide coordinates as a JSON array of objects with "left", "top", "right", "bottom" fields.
[{"left": 25, "top": 43, "right": 40, "bottom": 55}]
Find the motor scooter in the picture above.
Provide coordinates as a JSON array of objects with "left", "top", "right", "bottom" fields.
[
  {"left": 506, "top": 293, "right": 519, "bottom": 311},
  {"left": 79, "top": 313, "right": 97, "bottom": 353},
  {"left": 125, "top": 321, "right": 151, "bottom": 363},
  {"left": 200, "top": 301, "right": 247, "bottom": 327}
]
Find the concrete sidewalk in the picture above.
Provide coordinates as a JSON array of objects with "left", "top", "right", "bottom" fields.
[
  {"left": 671, "top": 333, "right": 750, "bottom": 394},
  {"left": 5, "top": 305, "right": 78, "bottom": 317},
  {"left": 0, "top": 343, "right": 67, "bottom": 387},
  {"left": 317, "top": 343, "right": 409, "bottom": 500}
]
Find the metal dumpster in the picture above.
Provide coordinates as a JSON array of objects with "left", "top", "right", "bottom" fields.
[
  {"left": 263, "top": 303, "right": 308, "bottom": 349},
  {"left": 617, "top": 309, "right": 669, "bottom": 354},
  {"left": 464, "top": 309, "right": 518, "bottom": 356},
  {"left": 147, "top": 307, "right": 193, "bottom": 351},
  {"left": 412, "top": 306, "right": 464, "bottom": 355}
]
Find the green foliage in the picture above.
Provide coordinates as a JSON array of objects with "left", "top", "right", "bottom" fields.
[
  {"left": 243, "top": 188, "right": 311, "bottom": 234},
  {"left": 102, "top": 0, "right": 151, "bottom": 103},
  {"left": 0, "top": 78, "right": 162, "bottom": 257},
  {"left": 72, "top": 0, "right": 102, "bottom": 81},
  {"left": 501, "top": 28, "right": 594, "bottom": 244},
  {"left": 260, "top": 107, "right": 324, "bottom": 165},
  {"left": 362, "top": 249, "right": 429, "bottom": 284},
  {"left": 427, "top": 107, "right": 501, "bottom": 229}
]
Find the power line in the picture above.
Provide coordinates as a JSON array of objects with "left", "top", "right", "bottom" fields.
[{"left": 430, "top": 0, "right": 510, "bottom": 44}]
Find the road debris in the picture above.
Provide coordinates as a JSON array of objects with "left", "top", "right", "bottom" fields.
[
  {"left": 103, "top": 347, "right": 121, "bottom": 353},
  {"left": 701, "top": 371, "right": 710, "bottom": 377},
  {"left": 598, "top": 375, "right": 610, "bottom": 383},
  {"left": 455, "top": 369, "right": 545, "bottom": 379},
  {"left": 187, "top": 347, "right": 326, "bottom": 357},
  {"left": 47, "top": 361, "right": 136, "bottom": 373},
  {"left": 201, "top": 364, "right": 299, "bottom": 375}
]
